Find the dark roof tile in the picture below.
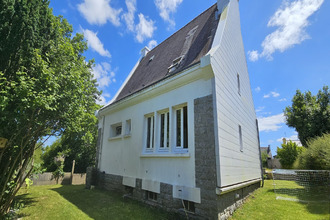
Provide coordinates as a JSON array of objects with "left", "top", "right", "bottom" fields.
[{"left": 113, "top": 4, "right": 219, "bottom": 104}]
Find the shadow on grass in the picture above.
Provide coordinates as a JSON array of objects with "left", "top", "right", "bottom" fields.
[
  {"left": 51, "top": 185, "right": 181, "bottom": 220},
  {"left": 268, "top": 183, "right": 330, "bottom": 216},
  {"left": 12, "top": 193, "right": 37, "bottom": 218}
]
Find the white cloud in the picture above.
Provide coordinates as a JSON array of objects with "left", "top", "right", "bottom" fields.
[
  {"left": 122, "top": 0, "right": 136, "bottom": 32},
  {"left": 103, "top": 93, "right": 111, "bottom": 98},
  {"left": 256, "top": 106, "right": 265, "bottom": 113},
  {"left": 148, "top": 40, "right": 158, "bottom": 49},
  {"left": 78, "top": 0, "right": 122, "bottom": 26},
  {"left": 121, "top": 1, "right": 156, "bottom": 43},
  {"left": 135, "top": 14, "right": 156, "bottom": 43},
  {"left": 276, "top": 134, "right": 298, "bottom": 142},
  {"left": 93, "top": 62, "right": 116, "bottom": 88},
  {"left": 279, "top": 98, "right": 287, "bottom": 102},
  {"left": 248, "top": 0, "right": 324, "bottom": 61},
  {"left": 154, "top": 0, "right": 183, "bottom": 28},
  {"left": 248, "top": 50, "right": 259, "bottom": 62},
  {"left": 96, "top": 95, "right": 107, "bottom": 105},
  {"left": 82, "top": 29, "right": 111, "bottom": 58},
  {"left": 258, "top": 113, "right": 285, "bottom": 132},
  {"left": 255, "top": 86, "right": 261, "bottom": 93},
  {"left": 264, "top": 91, "right": 280, "bottom": 98}
]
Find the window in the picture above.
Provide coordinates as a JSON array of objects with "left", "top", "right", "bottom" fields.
[
  {"left": 146, "top": 191, "right": 157, "bottom": 201},
  {"left": 175, "top": 106, "right": 188, "bottom": 149},
  {"left": 183, "top": 200, "right": 195, "bottom": 213},
  {"left": 110, "top": 122, "right": 122, "bottom": 138},
  {"left": 145, "top": 115, "right": 154, "bottom": 149},
  {"left": 159, "top": 112, "right": 170, "bottom": 149},
  {"left": 237, "top": 73, "right": 241, "bottom": 95},
  {"left": 239, "top": 125, "right": 243, "bottom": 152},
  {"left": 125, "top": 119, "right": 131, "bottom": 136}
]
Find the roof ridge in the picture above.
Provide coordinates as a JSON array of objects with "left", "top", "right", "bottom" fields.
[{"left": 145, "top": 3, "right": 217, "bottom": 55}]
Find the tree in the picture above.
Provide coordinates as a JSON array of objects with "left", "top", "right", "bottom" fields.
[
  {"left": 284, "top": 86, "right": 330, "bottom": 147},
  {"left": 41, "top": 113, "right": 98, "bottom": 174},
  {"left": 0, "top": 0, "right": 100, "bottom": 215},
  {"left": 261, "top": 151, "right": 269, "bottom": 168},
  {"left": 295, "top": 133, "right": 330, "bottom": 170},
  {"left": 276, "top": 141, "right": 304, "bottom": 169}
]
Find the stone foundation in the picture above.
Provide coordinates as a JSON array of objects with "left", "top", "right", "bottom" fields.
[
  {"left": 88, "top": 170, "right": 260, "bottom": 219},
  {"left": 217, "top": 182, "right": 260, "bottom": 220}
]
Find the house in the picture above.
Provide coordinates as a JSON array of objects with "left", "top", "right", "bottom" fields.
[
  {"left": 260, "top": 145, "right": 272, "bottom": 168},
  {"left": 91, "top": 0, "right": 262, "bottom": 218}
]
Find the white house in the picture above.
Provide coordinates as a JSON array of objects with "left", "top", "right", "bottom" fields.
[{"left": 93, "top": 0, "right": 262, "bottom": 218}]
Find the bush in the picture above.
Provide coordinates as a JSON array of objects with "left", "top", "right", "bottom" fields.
[
  {"left": 295, "top": 133, "right": 330, "bottom": 170},
  {"left": 277, "top": 141, "right": 304, "bottom": 169}
]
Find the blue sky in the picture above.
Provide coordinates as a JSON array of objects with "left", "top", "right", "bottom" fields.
[{"left": 47, "top": 0, "right": 329, "bottom": 155}]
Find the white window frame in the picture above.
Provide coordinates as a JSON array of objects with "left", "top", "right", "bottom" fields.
[
  {"left": 110, "top": 122, "right": 122, "bottom": 138},
  {"left": 158, "top": 110, "right": 170, "bottom": 150},
  {"left": 124, "top": 119, "right": 132, "bottom": 137},
  {"left": 145, "top": 114, "right": 155, "bottom": 151},
  {"left": 174, "top": 104, "right": 188, "bottom": 151}
]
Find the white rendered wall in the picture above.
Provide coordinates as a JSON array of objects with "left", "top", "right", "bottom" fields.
[
  {"left": 99, "top": 73, "right": 213, "bottom": 188},
  {"left": 210, "top": 0, "right": 261, "bottom": 187}
]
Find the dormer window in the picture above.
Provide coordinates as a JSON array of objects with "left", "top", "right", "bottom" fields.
[{"left": 168, "top": 56, "right": 183, "bottom": 73}]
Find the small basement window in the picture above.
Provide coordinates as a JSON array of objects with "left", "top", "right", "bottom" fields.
[
  {"left": 146, "top": 191, "right": 157, "bottom": 201},
  {"left": 110, "top": 122, "right": 122, "bottom": 138},
  {"left": 183, "top": 200, "right": 195, "bottom": 213}
]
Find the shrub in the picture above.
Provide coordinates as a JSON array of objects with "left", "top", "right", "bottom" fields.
[
  {"left": 295, "top": 133, "right": 330, "bottom": 170},
  {"left": 277, "top": 141, "right": 305, "bottom": 169}
]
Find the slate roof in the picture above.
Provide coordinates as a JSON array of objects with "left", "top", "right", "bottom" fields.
[
  {"left": 260, "top": 146, "right": 272, "bottom": 158},
  {"left": 112, "top": 4, "right": 219, "bottom": 105}
]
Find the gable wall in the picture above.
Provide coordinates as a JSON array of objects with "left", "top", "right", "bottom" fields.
[
  {"left": 98, "top": 74, "right": 213, "bottom": 189},
  {"left": 210, "top": 0, "right": 261, "bottom": 187}
]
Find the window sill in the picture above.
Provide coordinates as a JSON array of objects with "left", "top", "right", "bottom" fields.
[
  {"left": 108, "top": 136, "right": 122, "bottom": 141},
  {"left": 140, "top": 153, "right": 190, "bottom": 158},
  {"left": 124, "top": 134, "right": 131, "bottom": 138}
]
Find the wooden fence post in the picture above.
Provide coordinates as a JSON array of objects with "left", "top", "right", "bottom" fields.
[{"left": 71, "top": 160, "right": 75, "bottom": 185}]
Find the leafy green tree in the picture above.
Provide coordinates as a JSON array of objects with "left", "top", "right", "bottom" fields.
[
  {"left": 42, "top": 116, "right": 98, "bottom": 174},
  {"left": 284, "top": 86, "right": 330, "bottom": 147},
  {"left": 261, "top": 151, "right": 269, "bottom": 168},
  {"left": 295, "top": 133, "right": 330, "bottom": 170},
  {"left": 277, "top": 141, "right": 304, "bottom": 169},
  {"left": 0, "top": 0, "right": 100, "bottom": 215}
]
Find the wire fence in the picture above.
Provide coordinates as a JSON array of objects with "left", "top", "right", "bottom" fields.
[{"left": 272, "top": 169, "right": 330, "bottom": 203}]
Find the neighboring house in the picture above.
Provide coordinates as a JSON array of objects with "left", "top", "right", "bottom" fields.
[
  {"left": 93, "top": 0, "right": 262, "bottom": 218},
  {"left": 260, "top": 145, "right": 272, "bottom": 168},
  {"left": 271, "top": 155, "right": 282, "bottom": 169}
]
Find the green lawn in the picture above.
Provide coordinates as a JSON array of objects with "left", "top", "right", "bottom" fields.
[
  {"left": 13, "top": 180, "right": 329, "bottom": 219},
  {"left": 14, "top": 185, "right": 176, "bottom": 220},
  {"left": 231, "top": 180, "right": 330, "bottom": 220}
]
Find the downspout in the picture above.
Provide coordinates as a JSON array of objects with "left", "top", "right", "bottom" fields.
[{"left": 256, "top": 119, "right": 264, "bottom": 187}]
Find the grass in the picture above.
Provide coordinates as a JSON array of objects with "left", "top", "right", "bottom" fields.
[
  {"left": 231, "top": 180, "right": 330, "bottom": 220},
  {"left": 14, "top": 180, "right": 329, "bottom": 219},
  {"left": 14, "top": 185, "right": 176, "bottom": 220}
]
